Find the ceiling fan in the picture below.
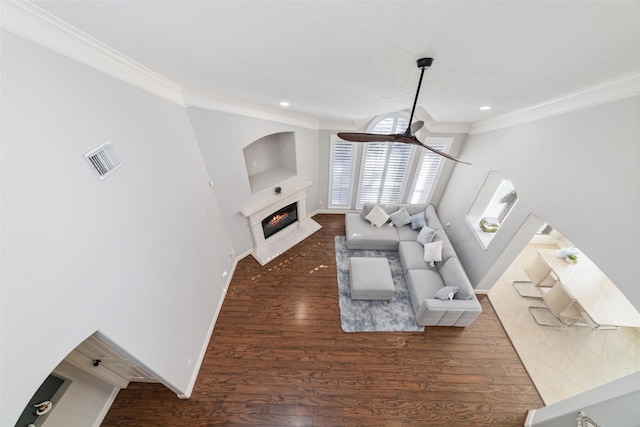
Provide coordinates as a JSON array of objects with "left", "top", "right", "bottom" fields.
[{"left": 337, "top": 58, "right": 471, "bottom": 165}]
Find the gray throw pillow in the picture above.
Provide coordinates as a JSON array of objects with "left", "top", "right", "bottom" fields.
[
  {"left": 434, "top": 286, "right": 459, "bottom": 300},
  {"left": 410, "top": 211, "right": 427, "bottom": 230},
  {"left": 416, "top": 226, "right": 437, "bottom": 245},
  {"left": 389, "top": 207, "right": 412, "bottom": 227}
]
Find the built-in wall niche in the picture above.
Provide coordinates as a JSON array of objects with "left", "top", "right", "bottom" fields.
[{"left": 243, "top": 132, "right": 297, "bottom": 194}]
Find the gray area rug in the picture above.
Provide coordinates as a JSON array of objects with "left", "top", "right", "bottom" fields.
[{"left": 335, "top": 236, "right": 424, "bottom": 332}]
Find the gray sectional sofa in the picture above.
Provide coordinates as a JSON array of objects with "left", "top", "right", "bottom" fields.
[{"left": 345, "top": 203, "right": 482, "bottom": 327}]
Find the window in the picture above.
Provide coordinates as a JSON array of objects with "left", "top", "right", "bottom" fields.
[
  {"left": 355, "top": 114, "right": 412, "bottom": 208},
  {"left": 466, "top": 171, "right": 518, "bottom": 249},
  {"left": 328, "top": 137, "right": 355, "bottom": 208},
  {"left": 483, "top": 177, "right": 518, "bottom": 223},
  {"left": 328, "top": 112, "right": 451, "bottom": 209},
  {"left": 409, "top": 139, "right": 448, "bottom": 204}
]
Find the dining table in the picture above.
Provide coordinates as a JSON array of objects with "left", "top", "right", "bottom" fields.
[{"left": 537, "top": 249, "right": 640, "bottom": 328}]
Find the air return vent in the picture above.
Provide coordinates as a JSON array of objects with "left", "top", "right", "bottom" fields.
[{"left": 84, "top": 142, "right": 122, "bottom": 179}]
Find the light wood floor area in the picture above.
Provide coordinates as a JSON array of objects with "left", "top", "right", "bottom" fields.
[
  {"left": 101, "top": 214, "right": 543, "bottom": 426},
  {"left": 489, "top": 242, "right": 640, "bottom": 405}
]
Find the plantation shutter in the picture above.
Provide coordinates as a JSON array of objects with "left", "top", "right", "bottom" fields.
[
  {"left": 328, "top": 138, "right": 355, "bottom": 208},
  {"left": 355, "top": 115, "right": 412, "bottom": 208},
  {"left": 379, "top": 143, "right": 412, "bottom": 204},
  {"left": 357, "top": 142, "right": 389, "bottom": 205},
  {"left": 409, "top": 142, "right": 446, "bottom": 204}
]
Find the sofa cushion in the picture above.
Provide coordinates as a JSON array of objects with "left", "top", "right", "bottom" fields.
[
  {"left": 366, "top": 205, "right": 391, "bottom": 227},
  {"left": 416, "top": 226, "right": 437, "bottom": 245},
  {"left": 389, "top": 207, "right": 412, "bottom": 227},
  {"left": 434, "top": 228, "right": 456, "bottom": 263},
  {"left": 361, "top": 203, "right": 397, "bottom": 220},
  {"left": 397, "top": 226, "right": 419, "bottom": 241},
  {"left": 345, "top": 213, "right": 400, "bottom": 250},
  {"left": 410, "top": 211, "right": 427, "bottom": 230},
  {"left": 398, "top": 241, "right": 431, "bottom": 272},
  {"left": 425, "top": 205, "right": 443, "bottom": 230},
  {"left": 438, "top": 257, "right": 474, "bottom": 300},
  {"left": 434, "top": 286, "right": 459, "bottom": 300},
  {"left": 423, "top": 240, "right": 443, "bottom": 266},
  {"left": 405, "top": 269, "right": 445, "bottom": 313}
]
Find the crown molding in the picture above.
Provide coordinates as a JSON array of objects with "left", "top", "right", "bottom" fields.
[
  {"left": 4, "top": 1, "right": 638, "bottom": 136},
  {"left": 414, "top": 107, "right": 470, "bottom": 134},
  {"left": 0, "top": 0, "right": 320, "bottom": 130},
  {"left": 1, "top": 0, "right": 185, "bottom": 104},
  {"left": 182, "top": 89, "right": 319, "bottom": 130},
  {"left": 319, "top": 118, "right": 370, "bottom": 131},
  {"left": 469, "top": 71, "right": 640, "bottom": 135}
]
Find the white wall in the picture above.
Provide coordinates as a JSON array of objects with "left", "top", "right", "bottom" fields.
[
  {"left": 437, "top": 96, "right": 640, "bottom": 309},
  {"left": 44, "top": 362, "right": 118, "bottom": 427},
  {"left": 527, "top": 372, "right": 640, "bottom": 427},
  {"left": 1, "top": 31, "right": 233, "bottom": 425},
  {"left": 186, "top": 108, "right": 320, "bottom": 255}
]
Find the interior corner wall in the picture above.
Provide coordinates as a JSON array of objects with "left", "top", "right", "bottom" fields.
[
  {"left": 185, "top": 107, "right": 320, "bottom": 255},
  {"left": 437, "top": 96, "right": 640, "bottom": 309},
  {"left": 528, "top": 372, "right": 640, "bottom": 426},
  {"left": 1, "top": 31, "right": 233, "bottom": 425}
]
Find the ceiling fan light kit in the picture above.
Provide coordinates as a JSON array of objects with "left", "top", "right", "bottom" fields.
[{"left": 338, "top": 57, "right": 471, "bottom": 165}]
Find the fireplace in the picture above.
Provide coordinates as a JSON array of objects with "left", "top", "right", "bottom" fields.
[
  {"left": 262, "top": 202, "right": 298, "bottom": 239},
  {"left": 241, "top": 179, "right": 321, "bottom": 265}
]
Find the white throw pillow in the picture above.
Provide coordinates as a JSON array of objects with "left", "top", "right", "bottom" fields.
[
  {"left": 365, "top": 205, "right": 390, "bottom": 227},
  {"left": 423, "top": 240, "right": 443, "bottom": 267}
]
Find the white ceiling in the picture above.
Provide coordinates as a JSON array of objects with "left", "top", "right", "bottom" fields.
[{"left": 32, "top": 1, "right": 640, "bottom": 126}]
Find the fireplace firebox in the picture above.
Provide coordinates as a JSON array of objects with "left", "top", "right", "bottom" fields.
[{"left": 262, "top": 202, "right": 298, "bottom": 239}]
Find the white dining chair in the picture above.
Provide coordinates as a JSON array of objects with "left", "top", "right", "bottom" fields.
[
  {"left": 528, "top": 281, "right": 587, "bottom": 328},
  {"left": 512, "top": 252, "right": 558, "bottom": 298}
]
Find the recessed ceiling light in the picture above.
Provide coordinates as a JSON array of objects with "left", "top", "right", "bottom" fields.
[
  {"left": 479, "top": 105, "right": 491, "bottom": 111},
  {"left": 279, "top": 101, "right": 290, "bottom": 107}
]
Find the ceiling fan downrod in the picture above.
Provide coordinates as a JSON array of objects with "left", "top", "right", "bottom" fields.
[{"left": 404, "top": 57, "right": 433, "bottom": 137}]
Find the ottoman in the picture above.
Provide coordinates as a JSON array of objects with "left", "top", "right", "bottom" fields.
[{"left": 349, "top": 257, "right": 395, "bottom": 300}]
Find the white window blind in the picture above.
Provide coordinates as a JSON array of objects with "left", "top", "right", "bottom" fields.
[
  {"left": 328, "top": 137, "right": 355, "bottom": 208},
  {"left": 355, "top": 115, "right": 412, "bottom": 208},
  {"left": 328, "top": 112, "right": 451, "bottom": 210},
  {"left": 483, "top": 178, "right": 518, "bottom": 223},
  {"left": 410, "top": 142, "right": 446, "bottom": 204}
]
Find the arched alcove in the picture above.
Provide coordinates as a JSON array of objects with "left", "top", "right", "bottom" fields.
[{"left": 243, "top": 132, "right": 297, "bottom": 194}]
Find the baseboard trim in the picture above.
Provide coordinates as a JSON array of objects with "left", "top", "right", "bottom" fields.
[
  {"left": 179, "top": 253, "right": 241, "bottom": 400},
  {"left": 524, "top": 409, "right": 536, "bottom": 426}
]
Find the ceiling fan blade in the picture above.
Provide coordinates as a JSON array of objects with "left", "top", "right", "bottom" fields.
[
  {"left": 338, "top": 132, "right": 471, "bottom": 164},
  {"left": 399, "top": 135, "right": 471, "bottom": 164},
  {"left": 337, "top": 132, "right": 401, "bottom": 143},
  {"left": 410, "top": 120, "right": 424, "bottom": 134},
  {"left": 421, "top": 141, "right": 472, "bottom": 165}
]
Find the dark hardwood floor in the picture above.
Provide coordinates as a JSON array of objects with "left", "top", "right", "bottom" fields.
[{"left": 101, "top": 214, "right": 543, "bottom": 426}]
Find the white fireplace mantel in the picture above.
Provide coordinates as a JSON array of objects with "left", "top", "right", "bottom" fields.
[{"left": 241, "top": 180, "right": 321, "bottom": 265}]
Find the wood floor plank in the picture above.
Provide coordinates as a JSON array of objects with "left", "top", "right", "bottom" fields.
[{"left": 101, "top": 214, "right": 543, "bottom": 426}]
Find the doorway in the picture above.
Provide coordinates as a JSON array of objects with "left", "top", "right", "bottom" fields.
[{"left": 488, "top": 226, "right": 640, "bottom": 404}]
